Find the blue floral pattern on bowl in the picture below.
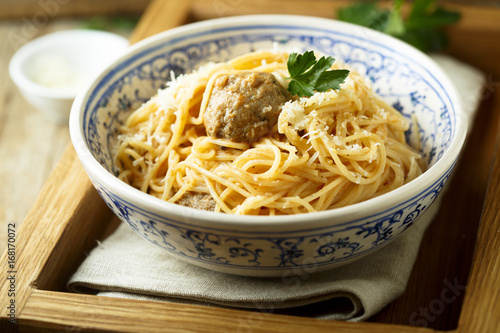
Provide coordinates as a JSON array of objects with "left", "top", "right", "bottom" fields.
[
  {"left": 89, "top": 165, "right": 451, "bottom": 273},
  {"left": 73, "top": 18, "right": 462, "bottom": 276}
]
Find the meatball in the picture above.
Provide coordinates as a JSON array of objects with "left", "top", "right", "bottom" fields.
[
  {"left": 177, "top": 192, "right": 216, "bottom": 211},
  {"left": 203, "top": 71, "right": 292, "bottom": 143}
]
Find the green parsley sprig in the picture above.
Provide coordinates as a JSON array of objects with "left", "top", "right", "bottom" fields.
[
  {"left": 337, "top": 0, "right": 461, "bottom": 53},
  {"left": 286, "top": 51, "right": 350, "bottom": 97}
]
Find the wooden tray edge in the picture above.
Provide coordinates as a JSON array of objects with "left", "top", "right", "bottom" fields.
[{"left": 1, "top": 0, "right": 499, "bottom": 332}]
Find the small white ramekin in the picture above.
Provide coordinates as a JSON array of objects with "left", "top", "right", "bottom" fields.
[{"left": 9, "top": 29, "right": 129, "bottom": 124}]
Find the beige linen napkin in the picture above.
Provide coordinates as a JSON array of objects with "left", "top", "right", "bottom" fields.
[{"left": 67, "top": 55, "right": 484, "bottom": 321}]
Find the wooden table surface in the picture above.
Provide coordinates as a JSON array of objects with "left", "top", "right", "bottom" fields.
[
  {"left": 0, "top": 1, "right": 499, "bottom": 332},
  {"left": 0, "top": 19, "right": 136, "bottom": 255}
]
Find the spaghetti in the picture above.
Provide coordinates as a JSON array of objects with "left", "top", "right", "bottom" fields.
[{"left": 113, "top": 50, "right": 424, "bottom": 215}]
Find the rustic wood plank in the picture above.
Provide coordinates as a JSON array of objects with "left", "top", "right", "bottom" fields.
[
  {"left": 457, "top": 90, "right": 500, "bottom": 333},
  {"left": 129, "top": 0, "right": 192, "bottom": 44},
  {"left": 19, "top": 289, "right": 429, "bottom": 333},
  {"left": 0, "top": 0, "right": 150, "bottom": 20},
  {"left": 0, "top": 146, "right": 113, "bottom": 322},
  {"left": 0, "top": 20, "right": 75, "bottom": 256}
]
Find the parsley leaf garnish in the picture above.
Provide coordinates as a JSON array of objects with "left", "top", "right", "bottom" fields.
[
  {"left": 286, "top": 51, "right": 350, "bottom": 97},
  {"left": 337, "top": 0, "right": 461, "bottom": 53}
]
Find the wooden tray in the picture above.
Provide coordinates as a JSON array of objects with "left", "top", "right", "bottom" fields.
[{"left": 1, "top": 1, "right": 499, "bottom": 332}]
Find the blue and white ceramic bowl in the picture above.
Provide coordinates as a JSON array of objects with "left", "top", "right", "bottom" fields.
[{"left": 70, "top": 15, "right": 467, "bottom": 277}]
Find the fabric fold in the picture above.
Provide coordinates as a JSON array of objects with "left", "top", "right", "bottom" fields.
[{"left": 68, "top": 200, "right": 438, "bottom": 321}]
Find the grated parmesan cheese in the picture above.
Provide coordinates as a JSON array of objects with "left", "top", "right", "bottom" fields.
[
  {"left": 333, "top": 136, "right": 343, "bottom": 146},
  {"left": 347, "top": 143, "right": 362, "bottom": 151},
  {"left": 262, "top": 105, "right": 272, "bottom": 113},
  {"left": 307, "top": 151, "right": 319, "bottom": 167}
]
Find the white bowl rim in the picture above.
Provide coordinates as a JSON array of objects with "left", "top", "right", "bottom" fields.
[
  {"left": 9, "top": 29, "right": 129, "bottom": 100},
  {"left": 70, "top": 14, "right": 468, "bottom": 228}
]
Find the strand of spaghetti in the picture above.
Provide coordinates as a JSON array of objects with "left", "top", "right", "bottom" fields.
[
  {"left": 349, "top": 160, "right": 373, "bottom": 177},
  {"left": 251, "top": 63, "right": 287, "bottom": 74},
  {"left": 218, "top": 186, "right": 247, "bottom": 212},
  {"left": 234, "top": 141, "right": 282, "bottom": 179},
  {"left": 122, "top": 148, "right": 146, "bottom": 176},
  {"left": 323, "top": 132, "right": 385, "bottom": 185},
  {"left": 162, "top": 85, "right": 194, "bottom": 154},
  {"left": 334, "top": 181, "right": 368, "bottom": 207},
  {"left": 140, "top": 140, "right": 172, "bottom": 192},
  {"left": 202, "top": 174, "right": 232, "bottom": 213},
  {"left": 375, "top": 98, "right": 409, "bottom": 128},
  {"left": 386, "top": 161, "right": 406, "bottom": 192},
  {"left": 126, "top": 139, "right": 157, "bottom": 159},
  {"left": 161, "top": 150, "right": 180, "bottom": 200},
  {"left": 278, "top": 124, "right": 310, "bottom": 152},
  {"left": 142, "top": 108, "right": 193, "bottom": 194},
  {"left": 235, "top": 190, "right": 289, "bottom": 215},
  {"left": 219, "top": 165, "right": 278, "bottom": 195},
  {"left": 315, "top": 178, "right": 351, "bottom": 210},
  {"left": 167, "top": 182, "right": 193, "bottom": 203},
  {"left": 266, "top": 139, "right": 311, "bottom": 174},
  {"left": 231, "top": 157, "right": 304, "bottom": 183},
  {"left": 279, "top": 196, "right": 317, "bottom": 213},
  {"left": 288, "top": 179, "right": 322, "bottom": 198},
  {"left": 149, "top": 178, "right": 166, "bottom": 193},
  {"left": 114, "top": 144, "right": 135, "bottom": 176},
  {"left": 152, "top": 111, "right": 175, "bottom": 139},
  {"left": 186, "top": 86, "right": 207, "bottom": 125},
  {"left": 229, "top": 50, "right": 287, "bottom": 70},
  {"left": 294, "top": 168, "right": 328, "bottom": 183},
  {"left": 117, "top": 169, "right": 132, "bottom": 182},
  {"left": 303, "top": 176, "right": 346, "bottom": 205},
  {"left": 125, "top": 99, "right": 158, "bottom": 127},
  {"left": 191, "top": 144, "right": 216, "bottom": 160},
  {"left": 202, "top": 137, "right": 249, "bottom": 150},
  {"left": 181, "top": 161, "right": 253, "bottom": 198}
]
